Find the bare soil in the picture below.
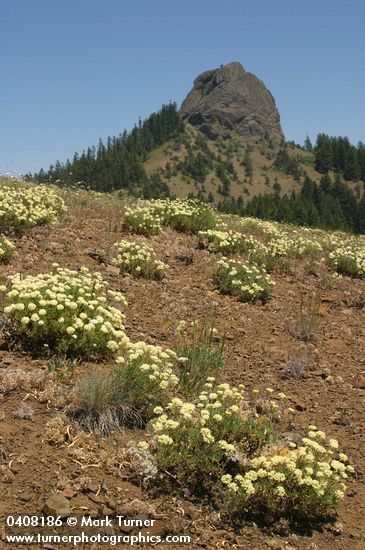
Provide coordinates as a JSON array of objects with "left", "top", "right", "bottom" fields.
[{"left": 0, "top": 196, "right": 364, "bottom": 549}]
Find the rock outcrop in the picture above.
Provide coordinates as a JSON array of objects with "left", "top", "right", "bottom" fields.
[{"left": 180, "top": 62, "right": 284, "bottom": 140}]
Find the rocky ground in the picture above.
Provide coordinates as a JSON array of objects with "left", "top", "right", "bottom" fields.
[{"left": 0, "top": 192, "right": 364, "bottom": 549}]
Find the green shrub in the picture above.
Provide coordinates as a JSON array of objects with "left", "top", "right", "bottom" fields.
[
  {"left": 328, "top": 246, "right": 365, "bottom": 278},
  {"left": 198, "top": 229, "right": 261, "bottom": 254},
  {"left": 1, "top": 266, "right": 127, "bottom": 359},
  {"left": 174, "top": 319, "right": 225, "bottom": 393},
  {"left": 0, "top": 236, "right": 14, "bottom": 263},
  {"left": 114, "top": 341, "right": 178, "bottom": 422},
  {"left": 216, "top": 257, "right": 274, "bottom": 302},
  {"left": 167, "top": 200, "right": 216, "bottom": 234},
  {"left": 0, "top": 183, "right": 65, "bottom": 232},
  {"left": 123, "top": 206, "right": 163, "bottom": 236},
  {"left": 112, "top": 240, "right": 168, "bottom": 279},
  {"left": 222, "top": 427, "right": 354, "bottom": 520},
  {"left": 142, "top": 381, "right": 279, "bottom": 491}
]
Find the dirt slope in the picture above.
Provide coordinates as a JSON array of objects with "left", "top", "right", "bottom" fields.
[{"left": 0, "top": 191, "right": 364, "bottom": 549}]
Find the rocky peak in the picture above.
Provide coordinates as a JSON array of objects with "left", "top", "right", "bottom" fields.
[{"left": 180, "top": 61, "right": 284, "bottom": 140}]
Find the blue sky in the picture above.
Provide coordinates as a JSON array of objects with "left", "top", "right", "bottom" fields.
[{"left": 1, "top": 0, "right": 364, "bottom": 175}]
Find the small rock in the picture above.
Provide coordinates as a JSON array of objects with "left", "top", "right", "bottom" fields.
[
  {"left": 88, "top": 493, "right": 104, "bottom": 504},
  {"left": 106, "top": 265, "right": 120, "bottom": 276},
  {"left": 101, "top": 505, "right": 114, "bottom": 516},
  {"left": 0, "top": 465, "right": 15, "bottom": 483},
  {"left": 349, "top": 530, "right": 362, "bottom": 539},
  {"left": 332, "top": 521, "right": 343, "bottom": 536},
  {"left": 84, "top": 481, "right": 99, "bottom": 494},
  {"left": 18, "top": 493, "right": 32, "bottom": 502},
  {"left": 325, "top": 375, "right": 335, "bottom": 384},
  {"left": 266, "top": 538, "right": 283, "bottom": 549},
  {"left": 181, "top": 502, "right": 200, "bottom": 518},
  {"left": 291, "top": 398, "right": 306, "bottom": 412},
  {"left": 43, "top": 494, "right": 71, "bottom": 518},
  {"left": 335, "top": 416, "right": 350, "bottom": 426},
  {"left": 141, "top": 519, "right": 166, "bottom": 538},
  {"left": 354, "top": 376, "right": 365, "bottom": 389}
]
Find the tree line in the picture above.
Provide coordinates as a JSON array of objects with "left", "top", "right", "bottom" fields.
[
  {"left": 218, "top": 173, "right": 365, "bottom": 234},
  {"left": 32, "top": 103, "right": 183, "bottom": 197},
  {"left": 314, "top": 134, "right": 365, "bottom": 181}
]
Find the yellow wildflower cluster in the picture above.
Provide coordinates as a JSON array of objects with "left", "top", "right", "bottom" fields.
[
  {"left": 123, "top": 199, "right": 216, "bottom": 237},
  {"left": 0, "top": 236, "right": 14, "bottom": 263},
  {"left": 1, "top": 266, "right": 127, "bottom": 358},
  {"left": 264, "top": 233, "right": 322, "bottom": 260},
  {"left": 114, "top": 341, "right": 178, "bottom": 419},
  {"left": 222, "top": 426, "right": 354, "bottom": 517},
  {"left": 162, "top": 199, "right": 216, "bottom": 234},
  {"left": 148, "top": 380, "right": 247, "bottom": 477},
  {"left": 198, "top": 229, "right": 263, "bottom": 254},
  {"left": 216, "top": 257, "right": 275, "bottom": 302},
  {"left": 328, "top": 244, "right": 365, "bottom": 278},
  {"left": 112, "top": 240, "right": 168, "bottom": 279},
  {"left": 118, "top": 340, "right": 178, "bottom": 389},
  {"left": 0, "top": 184, "right": 65, "bottom": 232},
  {"left": 123, "top": 206, "right": 164, "bottom": 236},
  {"left": 142, "top": 379, "right": 283, "bottom": 483}
]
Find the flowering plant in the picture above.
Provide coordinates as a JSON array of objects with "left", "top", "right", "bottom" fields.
[
  {"left": 198, "top": 229, "right": 262, "bottom": 254},
  {"left": 222, "top": 426, "right": 354, "bottom": 519},
  {"left": 328, "top": 245, "right": 365, "bottom": 278},
  {"left": 0, "top": 184, "right": 65, "bottom": 232},
  {"left": 114, "top": 341, "right": 178, "bottom": 421},
  {"left": 123, "top": 206, "right": 163, "bottom": 236},
  {"left": 0, "top": 236, "right": 14, "bottom": 263},
  {"left": 1, "top": 266, "right": 127, "bottom": 358},
  {"left": 142, "top": 380, "right": 279, "bottom": 487},
  {"left": 216, "top": 257, "right": 274, "bottom": 302},
  {"left": 112, "top": 240, "right": 168, "bottom": 279}
]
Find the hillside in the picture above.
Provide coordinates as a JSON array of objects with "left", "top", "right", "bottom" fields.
[
  {"left": 144, "top": 125, "right": 318, "bottom": 201},
  {"left": 32, "top": 62, "right": 365, "bottom": 233},
  {"left": 0, "top": 180, "right": 364, "bottom": 548}
]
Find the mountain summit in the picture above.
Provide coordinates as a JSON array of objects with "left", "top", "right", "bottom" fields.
[{"left": 180, "top": 62, "right": 284, "bottom": 140}]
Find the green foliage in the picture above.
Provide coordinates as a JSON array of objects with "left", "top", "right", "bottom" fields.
[
  {"left": 123, "top": 206, "right": 163, "bottom": 236},
  {"left": 70, "top": 342, "right": 178, "bottom": 431},
  {"left": 242, "top": 150, "right": 253, "bottom": 179},
  {"left": 328, "top": 245, "right": 365, "bottom": 278},
  {"left": 314, "top": 134, "right": 365, "bottom": 181},
  {"left": 304, "top": 135, "right": 313, "bottom": 152},
  {"left": 0, "top": 183, "right": 66, "bottom": 233},
  {"left": 174, "top": 319, "right": 225, "bottom": 394},
  {"left": 69, "top": 369, "right": 131, "bottom": 433},
  {"left": 0, "top": 236, "right": 14, "bottom": 263},
  {"left": 244, "top": 174, "right": 364, "bottom": 233},
  {"left": 274, "top": 147, "right": 302, "bottom": 180},
  {"left": 216, "top": 258, "right": 274, "bottom": 302},
  {"left": 198, "top": 229, "right": 261, "bottom": 254},
  {"left": 33, "top": 103, "right": 184, "bottom": 197},
  {"left": 177, "top": 150, "right": 213, "bottom": 182},
  {"left": 114, "top": 342, "right": 178, "bottom": 422},
  {"left": 148, "top": 382, "right": 278, "bottom": 491},
  {"left": 167, "top": 200, "right": 216, "bottom": 234},
  {"left": 223, "top": 428, "right": 354, "bottom": 520},
  {"left": 112, "top": 240, "right": 168, "bottom": 279}
]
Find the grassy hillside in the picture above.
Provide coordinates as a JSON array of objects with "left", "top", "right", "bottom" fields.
[{"left": 144, "top": 125, "right": 362, "bottom": 204}]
